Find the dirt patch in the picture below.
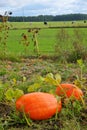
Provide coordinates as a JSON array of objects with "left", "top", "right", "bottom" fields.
[{"left": 0, "top": 103, "right": 12, "bottom": 117}]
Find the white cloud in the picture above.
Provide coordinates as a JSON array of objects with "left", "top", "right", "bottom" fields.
[{"left": 0, "top": 0, "right": 87, "bottom": 16}]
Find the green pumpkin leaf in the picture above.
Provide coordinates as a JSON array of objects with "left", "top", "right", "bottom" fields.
[
  {"left": 44, "top": 73, "right": 58, "bottom": 86},
  {"left": 49, "top": 89, "right": 55, "bottom": 95},
  {"left": 5, "top": 88, "right": 24, "bottom": 101},
  {"left": 46, "top": 73, "right": 54, "bottom": 78},
  {"left": 14, "top": 89, "right": 24, "bottom": 100},
  {"left": 5, "top": 88, "right": 14, "bottom": 101},
  {"left": 45, "top": 77, "right": 57, "bottom": 85},
  {"left": 77, "top": 59, "right": 84, "bottom": 67},
  {"left": 39, "top": 76, "right": 45, "bottom": 82},
  {"left": 55, "top": 73, "right": 61, "bottom": 84},
  {"left": 28, "top": 83, "right": 41, "bottom": 92},
  {"left": 45, "top": 77, "right": 57, "bottom": 86},
  {"left": 23, "top": 76, "right": 27, "bottom": 82},
  {"left": 36, "top": 75, "right": 45, "bottom": 83}
]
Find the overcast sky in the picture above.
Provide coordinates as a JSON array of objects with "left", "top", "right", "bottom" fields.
[{"left": 0, "top": 0, "right": 87, "bottom": 16}]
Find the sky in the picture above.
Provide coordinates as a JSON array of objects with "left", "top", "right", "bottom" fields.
[{"left": 0, "top": 0, "right": 87, "bottom": 16}]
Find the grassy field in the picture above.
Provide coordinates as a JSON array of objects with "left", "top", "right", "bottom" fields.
[
  {"left": 0, "top": 21, "right": 86, "bottom": 57},
  {"left": 11, "top": 21, "right": 87, "bottom": 29}
]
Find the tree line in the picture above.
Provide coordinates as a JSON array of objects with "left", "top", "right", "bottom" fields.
[{"left": 1, "top": 13, "right": 87, "bottom": 22}]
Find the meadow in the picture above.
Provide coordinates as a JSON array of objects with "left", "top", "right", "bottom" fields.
[{"left": 0, "top": 21, "right": 87, "bottom": 58}]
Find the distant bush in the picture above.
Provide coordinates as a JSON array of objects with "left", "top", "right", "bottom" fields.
[
  {"left": 67, "top": 43, "right": 87, "bottom": 62},
  {"left": 67, "top": 29, "right": 87, "bottom": 62},
  {"left": 54, "top": 28, "right": 69, "bottom": 61},
  {"left": 55, "top": 28, "right": 87, "bottom": 63}
]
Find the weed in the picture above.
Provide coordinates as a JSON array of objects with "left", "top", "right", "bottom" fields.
[
  {"left": 67, "top": 29, "right": 87, "bottom": 62},
  {"left": 54, "top": 28, "right": 70, "bottom": 62},
  {"left": 0, "top": 69, "right": 7, "bottom": 76},
  {"left": 0, "top": 11, "right": 12, "bottom": 57},
  {"left": 0, "top": 82, "right": 7, "bottom": 102},
  {"left": 0, "top": 118, "right": 4, "bottom": 130},
  {"left": 59, "top": 99, "right": 84, "bottom": 130},
  {"left": 20, "top": 28, "right": 40, "bottom": 56}
]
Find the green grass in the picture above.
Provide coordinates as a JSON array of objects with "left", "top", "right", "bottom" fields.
[
  {"left": 0, "top": 21, "right": 87, "bottom": 59},
  {"left": 6, "top": 28, "right": 58, "bottom": 55},
  {"left": 6, "top": 27, "right": 87, "bottom": 55}
]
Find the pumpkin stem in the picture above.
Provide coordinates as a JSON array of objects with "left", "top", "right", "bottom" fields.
[
  {"left": 22, "top": 108, "right": 32, "bottom": 126},
  {"left": 71, "top": 86, "right": 85, "bottom": 106},
  {"left": 79, "top": 95, "right": 85, "bottom": 107},
  {"left": 55, "top": 109, "right": 58, "bottom": 120},
  {"left": 57, "top": 83, "right": 68, "bottom": 98}
]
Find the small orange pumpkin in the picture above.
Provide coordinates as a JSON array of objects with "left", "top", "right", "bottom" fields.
[
  {"left": 16, "top": 92, "right": 62, "bottom": 120},
  {"left": 70, "top": 87, "right": 83, "bottom": 100},
  {"left": 56, "top": 83, "right": 83, "bottom": 100}
]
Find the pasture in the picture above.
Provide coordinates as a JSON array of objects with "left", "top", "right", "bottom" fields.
[
  {"left": 11, "top": 21, "right": 87, "bottom": 28},
  {"left": 0, "top": 21, "right": 87, "bottom": 59}
]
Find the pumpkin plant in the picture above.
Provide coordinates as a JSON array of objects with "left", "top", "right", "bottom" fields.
[
  {"left": 16, "top": 92, "right": 62, "bottom": 120},
  {"left": 27, "top": 73, "right": 84, "bottom": 101},
  {"left": 48, "top": 73, "right": 83, "bottom": 99},
  {"left": 56, "top": 83, "right": 83, "bottom": 100}
]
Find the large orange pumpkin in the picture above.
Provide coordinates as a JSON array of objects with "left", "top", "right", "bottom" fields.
[
  {"left": 16, "top": 92, "right": 62, "bottom": 120},
  {"left": 56, "top": 83, "right": 83, "bottom": 100}
]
